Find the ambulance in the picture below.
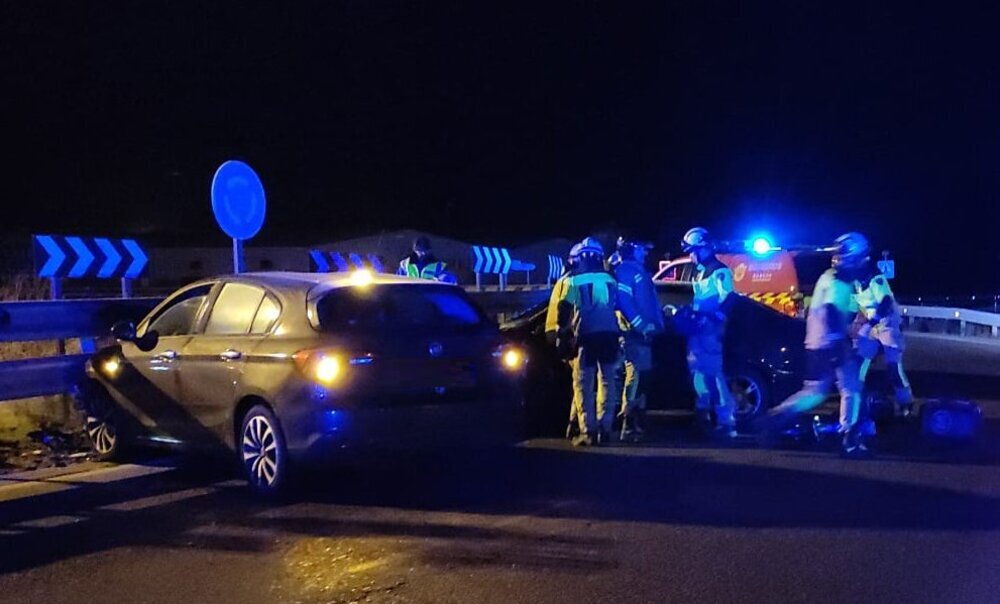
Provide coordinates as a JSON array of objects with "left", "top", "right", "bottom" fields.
[{"left": 654, "top": 244, "right": 832, "bottom": 317}]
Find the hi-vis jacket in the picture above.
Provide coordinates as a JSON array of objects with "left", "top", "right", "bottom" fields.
[
  {"left": 854, "top": 268, "right": 901, "bottom": 328},
  {"left": 398, "top": 254, "right": 448, "bottom": 280},
  {"left": 614, "top": 259, "right": 664, "bottom": 335},
  {"left": 805, "top": 268, "right": 858, "bottom": 351},
  {"left": 691, "top": 258, "right": 735, "bottom": 316},
  {"left": 544, "top": 269, "right": 620, "bottom": 338}
]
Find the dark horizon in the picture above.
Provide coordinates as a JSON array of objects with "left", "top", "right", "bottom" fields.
[{"left": 3, "top": 2, "right": 1000, "bottom": 295}]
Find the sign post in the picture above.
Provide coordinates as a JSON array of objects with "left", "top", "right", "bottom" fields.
[
  {"left": 211, "top": 160, "right": 266, "bottom": 274},
  {"left": 877, "top": 251, "right": 895, "bottom": 280}
]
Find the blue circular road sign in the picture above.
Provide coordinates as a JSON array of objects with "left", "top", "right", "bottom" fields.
[{"left": 211, "top": 160, "right": 267, "bottom": 240}]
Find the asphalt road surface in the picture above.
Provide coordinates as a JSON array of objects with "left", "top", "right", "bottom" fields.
[{"left": 0, "top": 334, "right": 998, "bottom": 604}]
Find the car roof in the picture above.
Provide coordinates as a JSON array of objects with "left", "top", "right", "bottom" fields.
[
  {"left": 222, "top": 271, "right": 430, "bottom": 287},
  {"left": 197, "top": 271, "right": 459, "bottom": 300}
]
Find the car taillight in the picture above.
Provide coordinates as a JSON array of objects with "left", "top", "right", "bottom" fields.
[{"left": 293, "top": 349, "right": 345, "bottom": 386}]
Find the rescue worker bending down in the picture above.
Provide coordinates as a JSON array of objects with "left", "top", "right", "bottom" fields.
[
  {"left": 765, "top": 232, "right": 867, "bottom": 457},
  {"left": 398, "top": 236, "right": 456, "bottom": 283},
  {"left": 545, "top": 237, "right": 622, "bottom": 446},
  {"left": 853, "top": 256, "right": 914, "bottom": 417},
  {"left": 677, "top": 227, "right": 738, "bottom": 437},
  {"left": 545, "top": 243, "right": 584, "bottom": 439},
  {"left": 613, "top": 237, "right": 664, "bottom": 441}
]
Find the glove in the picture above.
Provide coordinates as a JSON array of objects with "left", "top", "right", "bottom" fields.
[{"left": 554, "top": 330, "right": 577, "bottom": 361}]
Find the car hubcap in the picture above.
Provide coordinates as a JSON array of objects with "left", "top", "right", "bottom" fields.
[
  {"left": 729, "top": 376, "right": 762, "bottom": 418},
  {"left": 242, "top": 416, "right": 279, "bottom": 487},
  {"left": 86, "top": 413, "right": 117, "bottom": 455}
]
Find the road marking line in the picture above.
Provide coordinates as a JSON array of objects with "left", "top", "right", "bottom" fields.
[
  {"left": 11, "top": 515, "right": 87, "bottom": 529},
  {"left": 97, "top": 486, "right": 216, "bottom": 512},
  {"left": 0, "top": 462, "right": 177, "bottom": 503}
]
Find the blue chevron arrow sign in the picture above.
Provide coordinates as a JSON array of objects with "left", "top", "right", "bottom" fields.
[
  {"left": 310, "top": 250, "right": 388, "bottom": 273},
  {"left": 33, "top": 235, "right": 149, "bottom": 279},
  {"left": 548, "top": 255, "right": 565, "bottom": 281},
  {"left": 471, "top": 246, "right": 512, "bottom": 275}
]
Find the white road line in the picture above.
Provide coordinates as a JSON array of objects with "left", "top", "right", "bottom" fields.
[
  {"left": 97, "top": 486, "right": 216, "bottom": 512},
  {"left": 0, "top": 462, "right": 177, "bottom": 503},
  {"left": 11, "top": 515, "right": 87, "bottom": 529}
]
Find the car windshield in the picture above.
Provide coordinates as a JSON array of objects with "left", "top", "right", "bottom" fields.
[{"left": 315, "top": 284, "right": 487, "bottom": 332}]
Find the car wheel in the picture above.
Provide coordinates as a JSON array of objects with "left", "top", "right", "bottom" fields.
[
  {"left": 239, "top": 405, "right": 288, "bottom": 495},
  {"left": 75, "top": 382, "right": 128, "bottom": 462},
  {"left": 728, "top": 369, "right": 770, "bottom": 425}
]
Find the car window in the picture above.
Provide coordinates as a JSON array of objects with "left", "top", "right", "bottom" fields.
[
  {"left": 251, "top": 294, "right": 281, "bottom": 335},
  {"left": 679, "top": 263, "right": 696, "bottom": 282},
  {"left": 205, "top": 283, "right": 266, "bottom": 335},
  {"left": 146, "top": 285, "right": 213, "bottom": 337},
  {"left": 316, "top": 284, "right": 485, "bottom": 332}
]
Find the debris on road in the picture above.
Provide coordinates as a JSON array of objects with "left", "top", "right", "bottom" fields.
[{"left": 0, "top": 425, "right": 93, "bottom": 474}]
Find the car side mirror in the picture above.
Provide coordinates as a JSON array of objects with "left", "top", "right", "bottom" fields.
[
  {"left": 135, "top": 330, "right": 159, "bottom": 352},
  {"left": 111, "top": 321, "right": 137, "bottom": 341}
]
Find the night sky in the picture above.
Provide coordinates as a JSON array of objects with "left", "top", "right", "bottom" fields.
[{"left": 3, "top": 2, "right": 999, "bottom": 294}]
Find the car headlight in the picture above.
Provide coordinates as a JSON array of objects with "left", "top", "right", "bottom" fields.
[
  {"left": 101, "top": 356, "right": 122, "bottom": 379},
  {"left": 495, "top": 346, "right": 527, "bottom": 372}
]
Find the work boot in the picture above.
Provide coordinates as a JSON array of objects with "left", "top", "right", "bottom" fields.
[
  {"left": 571, "top": 433, "right": 595, "bottom": 447},
  {"left": 695, "top": 409, "right": 714, "bottom": 436},
  {"left": 596, "top": 428, "right": 614, "bottom": 446},
  {"left": 633, "top": 408, "right": 647, "bottom": 435},
  {"left": 841, "top": 429, "right": 871, "bottom": 459},
  {"left": 620, "top": 415, "right": 642, "bottom": 443},
  {"left": 566, "top": 421, "right": 580, "bottom": 439},
  {"left": 715, "top": 424, "right": 738, "bottom": 440}
]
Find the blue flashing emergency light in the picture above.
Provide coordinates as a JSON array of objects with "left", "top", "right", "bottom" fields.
[{"left": 748, "top": 235, "right": 776, "bottom": 257}]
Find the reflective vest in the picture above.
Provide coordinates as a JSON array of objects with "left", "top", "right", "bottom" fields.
[
  {"left": 399, "top": 257, "right": 447, "bottom": 280},
  {"left": 692, "top": 260, "right": 734, "bottom": 314}
]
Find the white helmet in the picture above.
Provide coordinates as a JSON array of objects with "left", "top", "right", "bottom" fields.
[
  {"left": 682, "top": 227, "right": 711, "bottom": 252},
  {"left": 577, "top": 237, "right": 604, "bottom": 258},
  {"left": 832, "top": 232, "right": 870, "bottom": 268}
]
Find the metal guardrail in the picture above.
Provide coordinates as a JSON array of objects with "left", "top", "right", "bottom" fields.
[
  {"left": 0, "top": 298, "right": 159, "bottom": 402},
  {"left": 0, "top": 354, "right": 89, "bottom": 399},
  {"left": 900, "top": 305, "right": 1000, "bottom": 337},
  {"left": 0, "top": 298, "right": 160, "bottom": 342}
]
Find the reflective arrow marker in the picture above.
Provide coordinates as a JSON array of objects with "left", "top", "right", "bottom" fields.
[
  {"left": 37, "top": 235, "right": 66, "bottom": 278},
  {"left": 122, "top": 239, "right": 148, "bottom": 279},
  {"left": 95, "top": 238, "right": 122, "bottom": 278},
  {"left": 66, "top": 237, "right": 95, "bottom": 278}
]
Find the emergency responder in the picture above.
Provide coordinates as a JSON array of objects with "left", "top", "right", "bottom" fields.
[
  {"left": 545, "top": 237, "right": 622, "bottom": 446},
  {"left": 764, "top": 232, "right": 867, "bottom": 457},
  {"left": 677, "top": 227, "right": 738, "bottom": 437},
  {"left": 853, "top": 253, "right": 914, "bottom": 417},
  {"left": 545, "top": 243, "right": 584, "bottom": 439},
  {"left": 613, "top": 237, "right": 663, "bottom": 441},
  {"left": 398, "top": 236, "right": 455, "bottom": 282}
]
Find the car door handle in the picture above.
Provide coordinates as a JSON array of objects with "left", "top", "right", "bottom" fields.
[
  {"left": 153, "top": 350, "right": 179, "bottom": 362},
  {"left": 219, "top": 349, "right": 243, "bottom": 361}
]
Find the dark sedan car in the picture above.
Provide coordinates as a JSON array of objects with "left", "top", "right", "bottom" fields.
[
  {"left": 78, "top": 271, "right": 526, "bottom": 493},
  {"left": 503, "top": 285, "right": 806, "bottom": 436}
]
